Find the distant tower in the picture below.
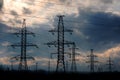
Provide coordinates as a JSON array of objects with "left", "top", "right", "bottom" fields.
[
  {"left": 10, "top": 61, "right": 14, "bottom": 71},
  {"left": 106, "top": 57, "right": 113, "bottom": 72},
  {"left": 48, "top": 54, "right": 51, "bottom": 72},
  {"left": 69, "top": 43, "right": 79, "bottom": 72},
  {"left": 86, "top": 49, "right": 98, "bottom": 72},
  {"left": 35, "top": 62, "right": 38, "bottom": 71}
]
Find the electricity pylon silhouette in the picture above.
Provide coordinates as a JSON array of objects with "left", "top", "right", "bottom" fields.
[
  {"left": 69, "top": 42, "right": 79, "bottom": 72},
  {"left": 10, "top": 61, "right": 14, "bottom": 71},
  {"left": 11, "top": 19, "right": 38, "bottom": 70},
  {"left": 86, "top": 49, "right": 98, "bottom": 72},
  {"left": 35, "top": 62, "right": 38, "bottom": 71},
  {"left": 45, "top": 15, "right": 73, "bottom": 72},
  {"left": 106, "top": 56, "right": 113, "bottom": 72},
  {"left": 48, "top": 54, "right": 52, "bottom": 72}
]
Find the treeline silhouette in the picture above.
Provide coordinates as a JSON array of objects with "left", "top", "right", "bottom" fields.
[{"left": 0, "top": 66, "right": 120, "bottom": 80}]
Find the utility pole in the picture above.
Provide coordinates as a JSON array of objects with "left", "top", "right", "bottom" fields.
[
  {"left": 45, "top": 15, "right": 73, "bottom": 72},
  {"left": 106, "top": 57, "right": 113, "bottom": 72},
  {"left": 11, "top": 19, "right": 38, "bottom": 71},
  {"left": 86, "top": 49, "right": 98, "bottom": 72},
  {"left": 69, "top": 43, "right": 79, "bottom": 72}
]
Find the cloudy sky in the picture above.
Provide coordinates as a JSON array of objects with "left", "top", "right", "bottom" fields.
[{"left": 1, "top": 0, "right": 120, "bottom": 71}]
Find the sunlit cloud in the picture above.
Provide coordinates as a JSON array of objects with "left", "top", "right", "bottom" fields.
[
  {"left": 0, "top": 0, "right": 80, "bottom": 28},
  {"left": 2, "top": 0, "right": 119, "bottom": 28},
  {"left": 97, "top": 44, "right": 120, "bottom": 58}
]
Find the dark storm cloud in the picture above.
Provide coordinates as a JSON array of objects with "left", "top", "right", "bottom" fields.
[
  {"left": 56, "top": 9, "right": 120, "bottom": 52},
  {"left": 82, "top": 11, "right": 120, "bottom": 51},
  {"left": 0, "top": 0, "right": 3, "bottom": 10}
]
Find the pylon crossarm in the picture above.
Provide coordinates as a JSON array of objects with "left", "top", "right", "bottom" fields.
[
  {"left": 44, "top": 41, "right": 58, "bottom": 46},
  {"left": 26, "top": 43, "right": 38, "bottom": 48},
  {"left": 49, "top": 29, "right": 58, "bottom": 32},
  {"left": 64, "top": 40, "right": 74, "bottom": 44},
  {"left": 10, "top": 55, "right": 21, "bottom": 61},
  {"left": 13, "top": 32, "right": 21, "bottom": 37},
  {"left": 87, "top": 55, "right": 90, "bottom": 57},
  {"left": 64, "top": 29, "right": 73, "bottom": 32},
  {"left": 86, "top": 61, "right": 91, "bottom": 63},
  {"left": 11, "top": 43, "right": 21, "bottom": 48},
  {"left": 26, "top": 31, "right": 35, "bottom": 37}
]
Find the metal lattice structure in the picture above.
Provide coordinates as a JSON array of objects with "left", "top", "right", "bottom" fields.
[
  {"left": 70, "top": 43, "right": 79, "bottom": 72},
  {"left": 11, "top": 19, "right": 38, "bottom": 70},
  {"left": 106, "top": 57, "right": 113, "bottom": 72},
  {"left": 45, "top": 15, "right": 73, "bottom": 72},
  {"left": 86, "top": 49, "right": 98, "bottom": 72}
]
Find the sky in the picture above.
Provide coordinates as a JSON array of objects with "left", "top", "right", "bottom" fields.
[{"left": 0, "top": 0, "right": 120, "bottom": 72}]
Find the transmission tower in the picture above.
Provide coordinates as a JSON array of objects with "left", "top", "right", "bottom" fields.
[
  {"left": 10, "top": 61, "right": 13, "bottom": 71},
  {"left": 45, "top": 15, "right": 73, "bottom": 72},
  {"left": 106, "top": 56, "right": 113, "bottom": 72},
  {"left": 11, "top": 19, "right": 38, "bottom": 70},
  {"left": 48, "top": 53, "right": 52, "bottom": 72},
  {"left": 86, "top": 49, "right": 98, "bottom": 72},
  {"left": 69, "top": 42, "right": 79, "bottom": 72},
  {"left": 35, "top": 62, "right": 38, "bottom": 71}
]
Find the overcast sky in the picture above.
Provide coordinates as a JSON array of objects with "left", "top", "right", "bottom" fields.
[{"left": 0, "top": 0, "right": 120, "bottom": 72}]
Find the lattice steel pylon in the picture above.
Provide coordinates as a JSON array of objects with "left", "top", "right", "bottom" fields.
[
  {"left": 11, "top": 19, "right": 38, "bottom": 70},
  {"left": 106, "top": 56, "right": 113, "bottom": 72},
  {"left": 45, "top": 15, "right": 73, "bottom": 72},
  {"left": 70, "top": 43, "right": 79, "bottom": 72},
  {"left": 86, "top": 49, "right": 98, "bottom": 72}
]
